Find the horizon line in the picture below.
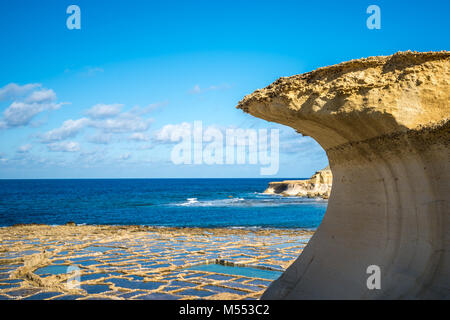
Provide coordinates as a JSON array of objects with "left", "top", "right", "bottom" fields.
[{"left": 0, "top": 177, "right": 309, "bottom": 180}]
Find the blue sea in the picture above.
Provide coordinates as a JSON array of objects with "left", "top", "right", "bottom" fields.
[{"left": 0, "top": 179, "right": 327, "bottom": 229}]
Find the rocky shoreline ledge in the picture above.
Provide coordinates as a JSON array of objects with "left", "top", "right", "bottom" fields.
[
  {"left": 264, "top": 166, "right": 332, "bottom": 199},
  {"left": 0, "top": 224, "right": 312, "bottom": 300}
]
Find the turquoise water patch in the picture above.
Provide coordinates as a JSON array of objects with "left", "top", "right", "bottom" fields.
[
  {"left": 249, "top": 263, "right": 283, "bottom": 271},
  {"left": 202, "top": 273, "right": 234, "bottom": 281},
  {"left": 186, "top": 264, "right": 282, "bottom": 280},
  {"left": 35, "top": 265, "right": 69, "bottom": 275}
]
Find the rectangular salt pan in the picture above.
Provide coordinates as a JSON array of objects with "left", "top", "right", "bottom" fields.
[{"left": 186, "top": 264, "right": 282, "bottom": 280}]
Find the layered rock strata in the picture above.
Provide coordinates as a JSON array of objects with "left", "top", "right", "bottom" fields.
[
  {"left": 264, "top": 166, "right": 332, "bottom": 199},
  {"left": 237, "top": 51, "right": 449, "bottom": 299}
]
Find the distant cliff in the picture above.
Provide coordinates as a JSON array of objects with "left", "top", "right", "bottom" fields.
[
  {"left": 264, "top": 166, "right": 332, "bottom": 199},
  {"left": 237, "top": 51, "right": 449, "bottom": 299}
]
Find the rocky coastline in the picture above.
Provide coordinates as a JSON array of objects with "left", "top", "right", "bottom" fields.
[{"left": 264, "top": 166, "right": 332, "bottom": 199}]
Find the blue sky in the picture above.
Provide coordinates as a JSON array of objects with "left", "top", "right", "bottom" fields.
[{"left": 0, "top": 0, "right": 448, "bottom": 178}]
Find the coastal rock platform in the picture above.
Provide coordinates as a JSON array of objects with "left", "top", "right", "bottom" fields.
[
  {"left": 264, "top": 166, "right": 332, "bottom": 199},
  {"left": 0, "top": 225, "right": 312, "bottom": 300}
]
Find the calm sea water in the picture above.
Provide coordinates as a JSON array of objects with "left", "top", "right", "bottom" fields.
[{"left": 0, "top": 179, "right": 327, "bottom": 229}]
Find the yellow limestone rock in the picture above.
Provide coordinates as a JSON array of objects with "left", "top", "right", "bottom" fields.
[
  {"left": 264, "top": 166, "right": 332, "bottom": 199},
  {"left": 237, "top": 51, "right": 450, "bottom": 299}
]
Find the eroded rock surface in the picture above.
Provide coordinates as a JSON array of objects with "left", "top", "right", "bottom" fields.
[
  {"left": 264, "top": 166, "right": 332, "bottom": 199},
  {"left": 237, "top": 51, "right": 449, "bottom": 299}
]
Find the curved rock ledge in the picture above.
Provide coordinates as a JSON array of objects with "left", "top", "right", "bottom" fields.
[{"left": 237, "top": 51, "right": 449, "bottom": 299}]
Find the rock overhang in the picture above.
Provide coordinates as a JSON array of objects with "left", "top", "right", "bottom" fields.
[
  {"left": 237, "top": 51, "right": 449, "bottom": 150},
  {"left": 236, "top": 51, "right": 450, "bottom": 299}
]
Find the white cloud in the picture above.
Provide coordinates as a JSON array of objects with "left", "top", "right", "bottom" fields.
[
  {"left": 17, "top": 144, "right": 32, "bottom": 153},
  {"left": 2, "top": 101, "right": 63, "bottom": 127},
  {"left": 119, "top": 152, "right": 131, "bottom": 160},
  {"left": 87, "top": 132, "right": 112, "bottom": 145},
  {"left": 154, "top": 122, "right": 192, "bottom": 143},
  {"left": 128, "top": 101, "right": 168, "bottom": 116},
  {"left": 154, "top": 122, "right": 227, "bottom": 144},
  {"left": 35, "top": 102, "right": 155, "bottom": 150},
  {"left": 85, "top": 104, "right": 123, "bottom": 119},
  {"left": 0, "top": 83, "right": 41, "bottom": 101},
  {"left": 47, "top": 141, "right": 81, "bottom": 152},
  {"left": 39, "top": 102, "right": 154, "bottom": 144},
  {"left": 25, "top": 89, "right": 57, "bottom": 104},
  {"left": 138, "top": 143, "right": 153, "bottom": 150},
  {"left": 84, "top": 103, "right": 153, "bottom": 134},
  {"left": 91, "top": 114, "right": 152, "bottom": 133},
  {"left": 40, "top": 118, "right": 89, "bottom": 142},
  {"left": 0, "top": 85, "right": 65, "bottom": 129},
  {"left": 129, "top": 132, "right": 149, "bottom": 142},
  {"left": 1, "top": 102, "right": 43, "bottom": 127}
]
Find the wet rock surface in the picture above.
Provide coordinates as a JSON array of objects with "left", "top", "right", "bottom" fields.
[{"left": 0, "top": 225, "right": 312, "bottom": 300}]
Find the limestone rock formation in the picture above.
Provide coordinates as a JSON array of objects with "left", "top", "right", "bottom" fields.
[
  {"left": 264, "top": 166, "right": 332, "bottom": 199},
  {"left": 237, "top": 51, "right": 449, "bottom": 299}
]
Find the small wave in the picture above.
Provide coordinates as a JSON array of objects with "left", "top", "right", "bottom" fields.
[
  {"left": 175, "top": 197, "right": 245, "bottom": 207},
  {"left": 171, "top": 195, "right": 326, "bottom": 208},
  {"left": 177, "top": 198, "right": 199, "bottom": 206}
]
